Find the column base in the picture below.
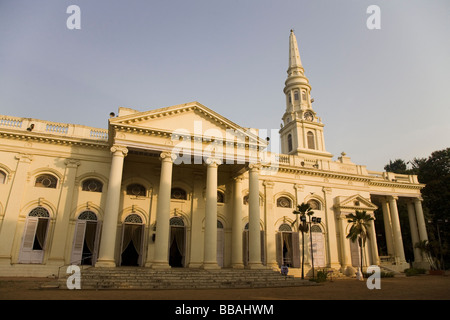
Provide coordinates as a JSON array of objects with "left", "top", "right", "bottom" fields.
[
  {"left": 247, "top": 263, "right": 266, "bottom": 270},
  {"left": 151, "top": 261, "right": 171, "bottom": 270},
  {"left": 0, "top": 256, "right": 12, "bottom": 265},
  {"left": 231, "top": 263, "right": 245, "bottom": 269},
  {"left": 95, "top": 259, "right": 116, "bottom": 268},
  {"left": 201, "top": 262, "right": 221, "bottom": 270}
]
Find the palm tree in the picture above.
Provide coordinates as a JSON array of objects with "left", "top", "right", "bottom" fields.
[
  {"left": 346, "top": 210, "right": 374, "bottom": 279},
  {"left": 293, "top": 203, "right": 314, "bottom": 279}
]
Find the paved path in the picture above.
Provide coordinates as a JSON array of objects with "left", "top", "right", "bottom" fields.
[{"left": 1, "top": 274, "right": 449, "bottom": 300}]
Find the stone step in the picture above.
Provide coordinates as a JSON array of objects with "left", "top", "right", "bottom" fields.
[{"left": 59, "top": 267, "right": 315, "bottom": 290}]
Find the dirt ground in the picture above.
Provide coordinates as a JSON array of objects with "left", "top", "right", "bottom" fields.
[{"left": 0, "top": 274, "right": 449, "bottom": 300}]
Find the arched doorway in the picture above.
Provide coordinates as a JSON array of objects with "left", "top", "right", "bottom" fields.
[
  {"left": 120, "top": 214, "right": 145, "bottom": 266},
  {"left": 276, "top": 223, "right": 300, "bottom": 268},
  {"left": 169, "top": 217, "right": 185, "bottom": 267},
  {"left": 311, "top": 225, "right": 325, "bottom": 267},
  {"left": 71, "top": 211, "right": 102, "bottom": 265},
  {"left": 19, "top": 207, "right": 50, "bottom": 264}
]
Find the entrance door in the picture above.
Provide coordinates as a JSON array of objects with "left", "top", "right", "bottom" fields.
[
  {"left": 19, "top": 207, "right": 50, "bottom": 264},
  {"left": 71, "top": 211, "right": 101, "bottom": 265},
  {"left": 120, "top": 214, "right": 145, "bottom": 266},
  {"left": 169, "top": 217, "right": 185, "bottom": 267}
]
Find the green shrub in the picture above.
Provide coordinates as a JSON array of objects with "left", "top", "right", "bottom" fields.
[{"left": 404, "top": 268, "right": 427, "bottom": 277}]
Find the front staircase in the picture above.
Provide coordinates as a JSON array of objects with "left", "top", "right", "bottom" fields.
[{"left": 59, "top": 267, "right": 316, "bottom": 290}]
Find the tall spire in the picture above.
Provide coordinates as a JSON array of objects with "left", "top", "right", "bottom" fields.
[{"left": 288, "top": 29, "right": 304, "bottom": 76}]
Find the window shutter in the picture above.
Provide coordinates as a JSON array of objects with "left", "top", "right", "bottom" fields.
[
  {"left": 217, "top": 228, "right": 224, "bottom": 267},
  {"left": 18, "top": 217, "right": 39, "bottom": 263},
  {"left": 292, "top": 232, "right": 301, "bottom": 268},
  {"left": 92, "top": 221, "right": 102, "bottom": 265},
  {"left": 276, "top": 232, "right": 282, "bottom": 266},
  {"left": 71, "top": 220, "right": 87, "bottom": 265},
  {"left": 242, "top": 230, "right": 249, "bottom": 266},
  {"left": 260, "top": 230, "right": 265, "bottom": 265}
]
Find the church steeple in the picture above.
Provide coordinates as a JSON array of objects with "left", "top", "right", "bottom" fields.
[
  {"left": 288, "top": 29, "right": 304, "bottom": 76},
  {"left": 279, "top": 30, "right": 332, "bottom": 159}
]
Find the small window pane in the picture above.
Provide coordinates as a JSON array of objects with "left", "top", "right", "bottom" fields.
[
  {"left": 171, "top": 188, "right": 187, "bottom": 200},
  {"left": 277, "top": 197, "right": 292, "bottom": 208},
  {"left": 82, "top": 179, "right": 103, "bottom": 193},
  {"left": 35, "top": 174, "right": 57, "bottom": 188},
  {"left": 127, "top": 184, "right": 146, "bottom": 197}
]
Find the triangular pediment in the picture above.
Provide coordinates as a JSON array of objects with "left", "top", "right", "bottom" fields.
[
  {"left": 110, "top": 102, "right": 265, "bottom": 146},
  {"left": 334, "top": 194, "right": 378, "bottom": 212}
]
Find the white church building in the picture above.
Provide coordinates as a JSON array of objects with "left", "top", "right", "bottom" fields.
[{"left": 0, "top": 31, "right": 428, "bottom": 277}]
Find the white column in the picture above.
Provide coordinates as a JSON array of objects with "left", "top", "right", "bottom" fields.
[
  {"left": 407, "top": 200, "right": 422, "bottom": 263},
  {"left": 263, "top": 180, "right": 277, "bottom": 269},
  {"left": 152, "top": 151, "right": 176, "bottom": 269},
  {"left": 388, "top": 196, "right": 406, "bottom": 264},
  {"left": 380, "top": 197, "right": 395, "bottom": 256},
  {"left": 231, "top": 176, "right": 244, "bottom": 268},
  {"left": 338, "top": 215, "right": 352, "bottom": 274},
  {"left": 414, "top": 198, "right": 428, "bottom": 242},
  {"left": 322, "top": 187, "right": 340, "bottom": 269},
  {"left": 96, "top": 145, "right": 128, "bottom": 267},
  {"left": 247, "top": 163, "right": 263, "bottom": 269},
  {"left": 202, "top": 158, "right": 221, "bottom": 269},
  {"left": 0, "top": 154, "right": 33, "bottom": 264},
  {"left": 48, "top": 159, "right": 80, "bottom": 265},
  {"left": 369, "top": 218, "right": 380, "bottom": 265}
]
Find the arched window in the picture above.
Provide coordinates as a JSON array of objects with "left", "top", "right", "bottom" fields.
[
  {"left": 171, "top": 188, "right": 187, "bottom": 200},
  {"left": 126, "top": 184, "right": 146, "bottom": 197},
  {"left": 124, "top": 213, "right": 143, "bottom": 224},
  {"left": 278, "top": 223, "right": 292, "bottom": 232},
  {"left": 287, "top": 134, "right": 293, "bottom": 152},
  {"left": 307, "top": 131, "right": 315, "bottom": 150},
  {"left": 82, "top": 179, "right": 103, "bottom": 193},
  {"left": 170, "top": 216, "right": 184, "bottom": 227},
  {"left": 217, "top": 191, "right": 225, "bottom": 203},
  {"left": 35, "top": 174, "right": 57, "bottom": 188},
  {"left": 277, "top": 197, "right": 292, "bottom": 208},
  {"left": 302, "top": 91, "right": 307, "bottom": 101},
  {"left": 294, "top": 91, "right": 299, "bottom": 101},
  {"left": 0, "top": 170, "right": 6, "bottom": 184},
  {"left": 78, "top": 211, "right": 98, "bottom": 221},
  {"left": 307, "top": 199, "right": 321, "bottom": 210}
]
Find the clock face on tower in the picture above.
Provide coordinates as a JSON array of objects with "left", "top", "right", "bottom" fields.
[{"left": 303, "top": 111, "right": 314, "bottom": 121}]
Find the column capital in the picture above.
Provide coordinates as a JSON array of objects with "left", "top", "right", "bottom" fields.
[
  {"left": 15, "top": 153, "right": 33, "bottom": 163},
  {"left": 294, "top": 183, "right": 304, "bottom": 192},
  {"left": 205, "top": 157, "right": 222, "bottom": 167},
  {"left": 322, "top": 187, "right": 332, "bottom": 195},
  {"left": 233, "top": 176, "right": 243, "bottom": 183},
  {"left": 160, "top": 151, "right": 177, "bottom": 162},
  {"left": 110, "top": 145, "right": 128, "bottom": 156},
  {"left": 413, "top": 196, "right": 424, "bottom": 202},
  {"left": 248, "top": 163, "right": 262, "bottom": 172},
  {"left": 387, "top": 195, "right": 399, "bottom": 201},
  {"left": 263, "top": 180, "right": 274, "bottom": 188},
  {"left": 64, "top": 158, "right": 81, "bottom": 168}
]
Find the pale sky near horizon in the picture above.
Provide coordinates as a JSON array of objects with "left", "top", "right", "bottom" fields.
[{"left": 0, "top": 0, "right": 449, "bottom": 172}]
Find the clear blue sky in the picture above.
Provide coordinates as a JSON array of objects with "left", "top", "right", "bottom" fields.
[{"left": 1, "top": 0, "right": 449, "bottom": 171}]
